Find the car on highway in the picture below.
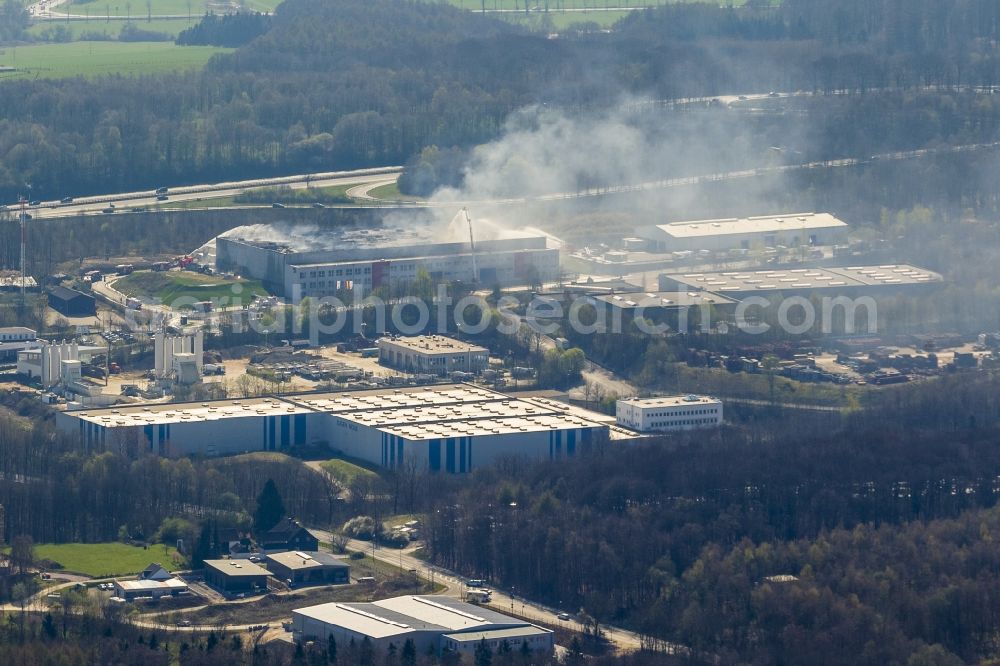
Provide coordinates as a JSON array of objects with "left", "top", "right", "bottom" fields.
[
  {"left": 176, "top": 619, "right": 192, "bottom": 627},
  {"left": 768, "top": 91, "right": 780, "bottom": 97},
  {"left": 156, "top": 195, "right": 168, "bottom": 201},
  {"left": 102, "top": 207, "right": 115, "bottom": 214},
  {"left": 557, "top": 612, "right": 571, "bottom": 621},
  {"left": 155, "top": 186, "right": 168, "bottom": 195},
  {"left": 312, "top": 202, "right": 325, "bottom": 208},
  {"left": 272, "top": 202, "right": 286, "bottom": 208},
  {"left": 29, "top": 200, "right": 40, "bottom": 206},
  {"left": 738, "top": 95, "right": 748, "bottom": 100},
  {"left": 60, "top": 196, "right": 73, "bottom": 203}
]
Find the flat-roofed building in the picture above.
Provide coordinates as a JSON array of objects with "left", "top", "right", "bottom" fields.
[
  {"left": 292, "top": 595, "right": 553, "bottom": 655},
  {"left": 56, "top": 385, "right": 624, "bottom": 472},
  {"left": 616, "top": 395, "right": 723, "bottom": 432},
  {"left": 203, "top": 559, "right": 270, "bottom": 594},
  {"left": 638, "top": 212, "right": 848, "bottom": 253},
  {"left": 0, "top": 327, "right": 40, "bottom": 361},
  {"left": 378, "top": 335, "right": 489, "bottom": 376},
  {"left": 59, "top": 397, "right": 318, "bottom": 457},
  {"left": 659, "top": 264, "right": 943, "bottom": 297},
  {"left": 265, "top": 551, "right": 350, "bottom": 586},
  {"left": 113, "top": 577, "right": 188, "bottom": 602},
  {"left": 216, "top": 223, "right": 559, "bottom": 302}
]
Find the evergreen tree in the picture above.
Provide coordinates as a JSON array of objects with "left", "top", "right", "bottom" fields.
[
  {"left": 401, "top": 639, "right": 416, "bottom": 666},
  {"left": 327, "top": 633, "right": 337, "bottom": 663},
  {"left": 359, "top": 636, "right": 375, "bottom": 666},
  {"left": 253, "top": 479, "right": 286, "bottom": 534},
  {"left": 474, "top": 638, "right": 492, "bottom": 666}
]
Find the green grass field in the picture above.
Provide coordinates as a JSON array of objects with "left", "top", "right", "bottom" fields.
[
  {"left": 28, "top": 17, "right": 200, "bottom": 40},
  {"left": 34, "top": 542, "right": 182, "bottom": 577},
  {"left": 446, "top": 0, "right": 754, "bottom": 10},
  {"left": 0, "top": 42, "right": 231, "bottom": 79},
  {"left": 62, "top": 0, "right": 281, "bottom": 17},
  {"left": 114, "top": 270, "right": 269, "bottom": 307},
  {"left": 320, "top": 457, "right": 383, "bottom": 487}
]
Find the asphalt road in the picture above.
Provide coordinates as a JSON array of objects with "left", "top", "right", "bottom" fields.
[
  {"left": 306, "top": 526, "right": 656, "bottom": 654},
  {"left": 6, "top": 167, "right": 402, "bottom": 220}
]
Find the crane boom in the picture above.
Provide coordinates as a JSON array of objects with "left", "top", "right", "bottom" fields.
[{"left": 463, "top": 207, "right": 478, "bottom": 283}]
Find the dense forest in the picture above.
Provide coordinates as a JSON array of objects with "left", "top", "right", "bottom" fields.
[
  {"left": 421, "top": 371, "right": 1000, "bottom": 663},
  {"left": 7, "top": 1, "right": 1000, "bottom": 200}
]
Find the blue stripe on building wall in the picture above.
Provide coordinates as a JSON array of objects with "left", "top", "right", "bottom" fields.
[
  {"left": 390, "top": 435, "right": 396, "bottom": 467},
  {"left": 294, "top": 414, "right": 306, "bottom": 445},
  {"left": 459, "top": 438, "right": 466, "bottom": 473},
  {"left": 467, "top": 439, "right": 472, "bottom": 471},
  {"left": 397, "top": 440, "right": 404, "bottom": 468},
  {"left": 268, "top": 417, "right": 276, "bottom": 451},
  {"left": 280, "top": 415, "right": 290, "bottom": 448},
  {"left": 567, "top": 430, "right": 576, "bottom": 456},
  {"left": 429, "top": 439, "right": 441, "bottom": 471},
  {"left": 555, "top": 431, "right": 562, "bottom": 456},
  {"left": 446, "top": 438, "right": 455, "bottom": 474},
  {"left": 549, "top": 431, "right": 554, "bottom": 459},
  {"left": 144, "top": 425, "right": 154, "bottom": 452}
]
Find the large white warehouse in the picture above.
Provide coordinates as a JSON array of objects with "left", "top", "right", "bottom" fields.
[
  {"left": 216, "top": 222, "right": 559, "bottom": 302},
  {"left": 56, "top": 384, "right": 619, "bottom": 471},
  {"left": 292, "top": 595, "right": 553, "bottom": 656},
  {"left": 637, "top": 212, "right": 848, "bottom": 253}
]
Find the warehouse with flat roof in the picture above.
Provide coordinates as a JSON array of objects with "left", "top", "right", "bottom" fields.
[
  {"left": 637, "top": 212, "right": 848, "bottom": 253},
  {"left": 292, "top": 595, "right": 553, "bottom": 656},
  {"left": 378, "top": 335, "right": 489, "bottom": 376},
  {"left": 266, "top": 551, "right": 350, "bottom": 586},
  {"left": 216, "top": 222, "right": 559, "bottom": 302},
  {"left": 56, "top": 385, "right": 623, "bottom": 472},
  {"left": 203, "top": 559, "right": 271, "bottom": 594},
  {"left": 658, "top": 264, "right": 943, "bottom": 297}
]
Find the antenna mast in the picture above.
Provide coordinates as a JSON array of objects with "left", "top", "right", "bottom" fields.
[{"left": 463, "top": 207, "right": 478, "bottom": 283}]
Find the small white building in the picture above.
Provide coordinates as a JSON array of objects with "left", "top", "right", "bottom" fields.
[
  {"left": 616, "top": 395, "right": 723, "bottom": 432},
  {"left": 0, "top": 327, "right": 40, "bottom": 361},
  {"left": 378, "top": 335, "right": 488, "bottom": 376},
  {"left": 113, "top": 563, "right": 187, "bottom": 601}
]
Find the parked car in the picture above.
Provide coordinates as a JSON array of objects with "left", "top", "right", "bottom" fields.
[{"left": 271, "top": 202, "right": 286, "bottom": 209}]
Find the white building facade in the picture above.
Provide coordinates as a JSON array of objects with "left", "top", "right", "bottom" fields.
[{"left": 616, "top": 395, "right": 723, "bottom": 432}]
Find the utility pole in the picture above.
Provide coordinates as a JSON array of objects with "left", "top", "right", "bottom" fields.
[{"left": 17, "top": 195, "right": 27, "bottom": 313}]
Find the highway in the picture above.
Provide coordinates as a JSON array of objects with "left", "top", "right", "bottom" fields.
[{"left": 6, "top": 166, "right": 403, "bottom": 220}]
